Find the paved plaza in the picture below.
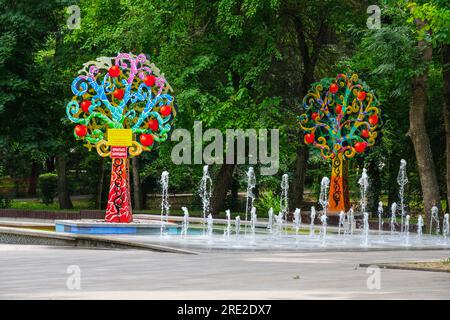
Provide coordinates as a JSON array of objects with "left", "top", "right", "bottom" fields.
[{"left": 0, "top": 244, "right": 449, "bottom": 299}]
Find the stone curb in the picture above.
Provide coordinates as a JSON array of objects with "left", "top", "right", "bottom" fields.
[
  {"left": 0, "top": 226, "right": 198, "bottom": 255},
  {"left": 0, "top": 220, "right": 54, "bottom": 228},
  {"left": 359, "top": 262, "right": 450, "bottom": 273}
]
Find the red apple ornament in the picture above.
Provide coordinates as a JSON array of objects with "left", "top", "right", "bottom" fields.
[
  {"left": 75, "top": 125, "right": 87, "bottom": 137},
  {"left": 361, "top": 129, "right": 369, "bottom": 138},
  {"left": 357, "top": 91, "right": 366, "bottom": 101},
  {"left": 354, "top": 142, "right": 367, "bottom": 153},
  {"left": 368, "top": 114, "right": 378, "bottom": 125},
  {"left": 140, "top": 134, "right": 154, "bottom": 146},
  {"left": 311, "top": 112, "right": 319, "bottom": 121},
  {"left": 80, "top": 100, "right": 91, "bottom": 113},
  {"left": 329, "top": 83, "right": 339, "bottom": 94},
  {"left": 113, "top": 88, "right": 125, "bottom": 100},
  {"left": 109, "top": 65, "right": 121, "bottom": 77},
  {"left": 160, "top": 105, "right": 172, "bottom": 117},
  {"left": 144, "top": 75, "right": 156, "bottom": 87},
  {"left": 304, "top": 133, "right": 315, "bottom": 144},
  {"left": 148, "top": 119, "right": 159, "bottom": 131}
]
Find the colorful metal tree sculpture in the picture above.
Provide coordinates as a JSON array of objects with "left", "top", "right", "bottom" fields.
[
  {"left": 300, "top": 73, "right": 382, "bottom": 214},
  {"left": 66, "top": 53, "right": 176, "bottom": 223}
]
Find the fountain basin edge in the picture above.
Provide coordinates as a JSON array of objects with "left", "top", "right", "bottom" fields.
[{"left": 55, "top": 219, "right": 179, "bottom": 235}]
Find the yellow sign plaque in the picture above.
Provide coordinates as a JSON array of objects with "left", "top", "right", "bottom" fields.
[{"left": 107, "top": 129, "right": 132, "bottom": 146}]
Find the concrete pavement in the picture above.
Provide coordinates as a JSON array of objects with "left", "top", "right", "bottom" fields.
[{"left": 0, "top": 245, "right": 449, "bottom": 299}]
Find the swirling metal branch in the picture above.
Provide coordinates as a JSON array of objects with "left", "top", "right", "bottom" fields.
[
  {"left": 65, "top": 52, "right": 177, "bottom": 157},
  {"left": 299, "top": 73, "right": 382, "bottom": 160}
]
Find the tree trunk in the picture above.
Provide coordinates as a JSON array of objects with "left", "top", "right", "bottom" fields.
[
  {"left": 443, "top": 44, "right": 450, "bottom": 210},
  {"left": 409, "top": 19, "right": 440, "bottom": 230},
  {"left": 45, "top": 157, "right": 55, "bottom": 173},
  {"left": 289, "top": 144, "right": 309, "bottom": 210},
  {"left": 288, "top": 12, "right": 329, "bottom": 211},
  {"left": 95, "top": 157, "right": 105, "bottom": 209},
  {"left": 387, "top": 157, "right": 397, "bottom": 206},
  {"left": 368, "top": 157, "right": 381, "bottom": 216},
  {"left": 230, "top": 176, "right": 239, "bottom": 212},
  {"left": 132, "top": 157, "right": 142, "bottom": 210},
  {"left": 210, "top": 163, "right": 236, "bottom": 216},
  {"left": 56, "top": 156, "right": 73, "bottom": 209},
  {"left": 288, "top": 13, "right": 325, "bottom": 211},
  {"left": 141, "top": 181, "right": 148, "bottom": 210},
  {"left": 27, "top": 161, "right": 39, "bottom": 196},
  {"left": 289, "top": 69, "right": 313, "bottom": 211}
]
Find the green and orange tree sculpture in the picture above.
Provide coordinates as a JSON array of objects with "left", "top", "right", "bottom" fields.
[
  {"left": 66, "top": 53, "right": 176, "bottom": 223},
  {"left": 299, "top": 73, "right": 382, "bottom": 214}
]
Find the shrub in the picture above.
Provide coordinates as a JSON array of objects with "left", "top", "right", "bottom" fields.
[
  {"left": 254, "top": 190, "right": 281, "bottom": 216},
  {"left": 38, "top": 173, "right": 58, "bottom": 205},
  {"left": 0, "top": 194, "right": 11, "bottom": 208}
]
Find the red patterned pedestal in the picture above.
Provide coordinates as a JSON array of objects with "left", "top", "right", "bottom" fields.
[
  {"left": 328, "top": 154, "right": 350, "bottom": 214},
  {"left": 105, "top": 158, "right": 133, "bottom": 223}
]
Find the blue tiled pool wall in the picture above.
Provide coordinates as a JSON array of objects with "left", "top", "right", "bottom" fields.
[{"left": 55, "top": 223, "right": 180, "bottom": 235}]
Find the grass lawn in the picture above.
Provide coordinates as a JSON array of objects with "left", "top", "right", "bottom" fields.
[
  {"left": 369, "top": 215, "right": 420, "bottom": 224},
  {"left": 8, "top": 198, "right": 247, "bottom": 218},
  {"left": 371, "top": 258, "right": 450, "bottom": 273},
  {"left": 10, "top": 197, "right": 425, "bottom": 225},
  {"left": 10, "top": 199, "right": 91, "bottom": 211},
  {"left": 138, "top": 209, "right": 247, "bottom": 219}
]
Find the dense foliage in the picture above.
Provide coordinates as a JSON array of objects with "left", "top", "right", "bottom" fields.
[
  {"left": 38, "top": 173, "right": 58, "bottom": 205},
  {"left": 0, "top": 0, "right": 449, "bottom": 219}
]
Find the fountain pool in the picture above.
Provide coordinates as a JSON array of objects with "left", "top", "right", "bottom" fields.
[
  {"left": 55, "top": 160, "right": 450, "bottom": 253},
  {"left": 113, "top": 215, "right": 450, "bottom": 251}
]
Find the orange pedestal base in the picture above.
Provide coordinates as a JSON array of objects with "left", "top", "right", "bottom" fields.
[
  {"left": 105, "top": 158, "right": 133, "bottom": 223},
  {"left": 328, "top": 154, "right": 350, "bottom": 214}
]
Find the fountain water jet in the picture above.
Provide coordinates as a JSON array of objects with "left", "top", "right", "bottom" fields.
[
  {"left": 320, "top": 214, "right": 328, "bottom": 246},
  {"left": 160, "top": 171, "right": 170, "bottom": 236},
  {"left": 181, "top": 207, "right": 189, "bottom": 237},
  {"left": 430, "top": 206, "right": 440, "bottom": 235},
  {"left": 235, "top": 216, "right": 241, "bottom": 236},
  {"left": 377, "top": 201, "right": 383, "bottom": 234},
  {"left": 362, "top": 212, "right": 369, "bottom": 247},
  {"left": 206, "top": 214, "right": 213, "bottom": 238},
  {"left": 275, "top": 212, "right": 283, "bottom": 236},
  {"left": 280, "top": 174, "right": 289, "bottom": 218},
  {"left": 293, "top": 208, "right": 301, "bottom": 236},
  {"left": 348, "top": 208, "right": 355, "bottom": 235},
  {"left": 397, "top": 159, "right": 408, "bottom": 232},
  {"left": 404, "top": 215, "right": 410, "bottom": 246},
  {"left": 245, "top": 167, "right": 256, "bottom": 235},
  {"left": 358, "top": 168, "right": 369, "bottom": 216},
  {"left": 338, "top": 211, "right": 345, "bottom": 235},
  {"left": 443, "top": 213, "right": 449, "bottom": 240},
  {"left": 267, "top": 208, "right": 273, "bottom": 233},
  {"left": 250, "top": 207, "right": 257, "bottom": 237},
  {"left": 417, "top": 215, "right": 424, "bottom": 240},
  {"left": 358, "top": 169, "right": 369, "bottom": 247},
  {"left": 319, "top": 177, "right": 330, "bottom": 216},
  {"left": 199, "top": 165, "right": 212, "bottom": 235},
  {"left": 390, "top": 202, "right": 397, "bottom": 234},
  {"left": 280, "top": 174, "right": 289, "bottom": 235},
  {"left": 309, "top": 206, "right": 316, "bottom": 237},
  {"left": 224, "top": 209, "right": 231, "bottom": 238}
]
